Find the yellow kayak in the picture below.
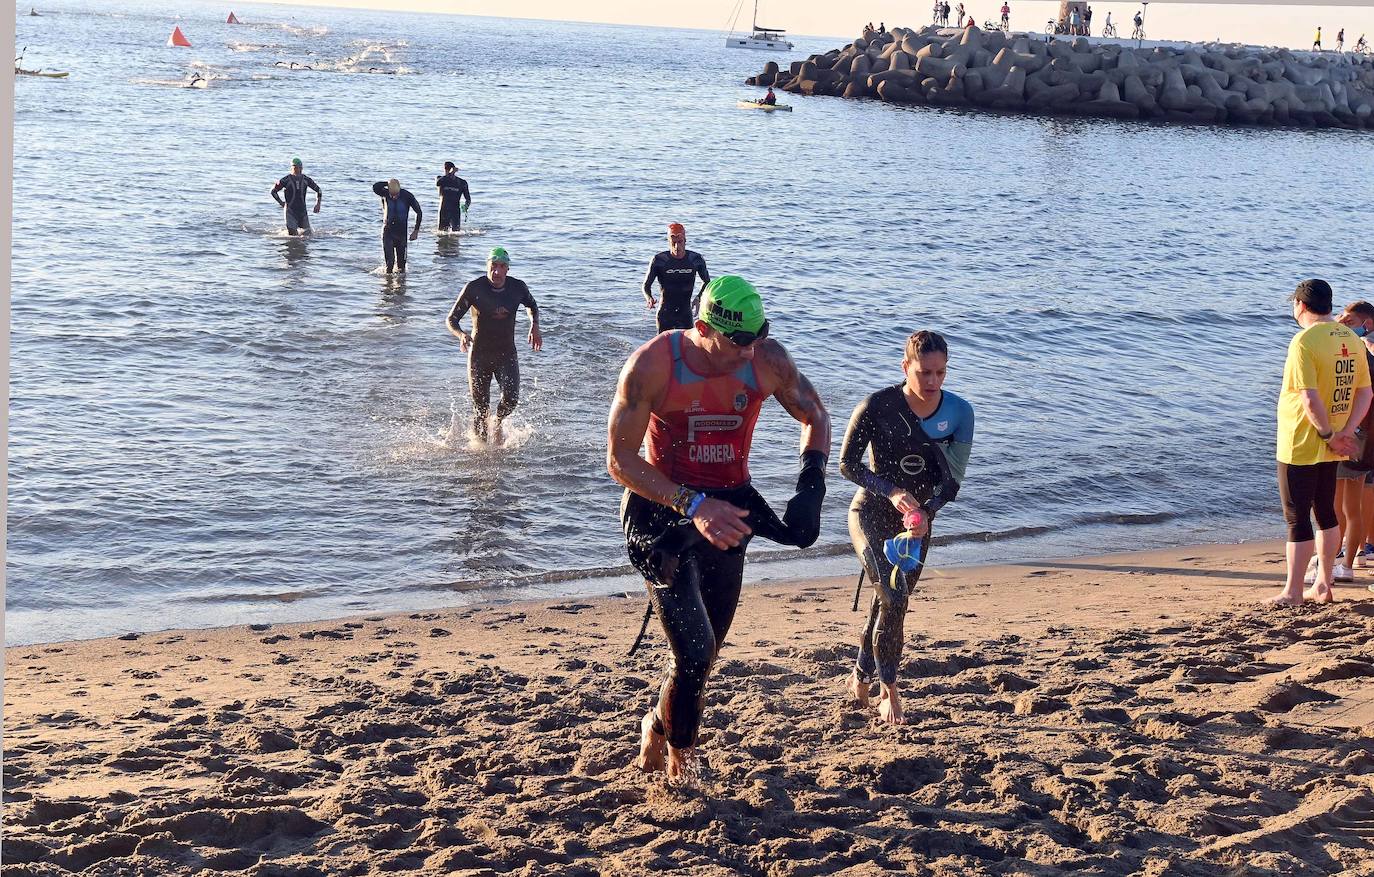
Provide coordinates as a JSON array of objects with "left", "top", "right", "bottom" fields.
[{"left": 737, "top": 99, "right": 792, "bottom": 111}]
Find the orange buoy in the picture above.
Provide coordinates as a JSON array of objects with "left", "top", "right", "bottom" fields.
[
  {"left": 226, "top": 11, "right": 239, "bottom": 23},
  {"left": 168, "top": 25, "right": 191, "bottom": 47}
]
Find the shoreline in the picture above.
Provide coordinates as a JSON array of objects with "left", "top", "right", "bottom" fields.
[
  {"left": 5, "top": 521, "right": 1277, "bottom": 648},
  {"left": 7, "top": 539, "right": 1374, "bottom": 875}
]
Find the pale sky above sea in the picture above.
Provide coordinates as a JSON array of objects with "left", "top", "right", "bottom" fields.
[{"left": 242, "top": 0, "right": 1374, "bottom": 51}]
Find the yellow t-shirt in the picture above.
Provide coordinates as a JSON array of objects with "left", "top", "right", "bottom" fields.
[{"left": 1277, "top": 322, "right": 1371, "bottom": 465}]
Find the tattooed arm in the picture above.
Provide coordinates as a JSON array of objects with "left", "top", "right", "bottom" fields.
[{"left": 757, "top": 339, "right": 831, "bottom": 458}]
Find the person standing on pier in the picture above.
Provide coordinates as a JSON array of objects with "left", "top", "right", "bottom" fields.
[
  {"left": 1313, "top": 26, "right": 1323, "bottom": 51},
  {"left": 1337, "top": 28, "right": 1345, "bottom": 52}
]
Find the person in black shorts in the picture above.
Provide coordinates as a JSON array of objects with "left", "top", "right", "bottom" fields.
[
  {"left": 446, "top": 247, "right": 542, "bottom": 444},
  {"left": 435, "top": 161, "right": 471, "bottom": 233},
  {"left": 840, "top": 330, "right": 974, "bottom": 724},
  {"left": 641, "top": 223, "right": 710, "bottom": 333},
  {"left": 270, "top": 157, "right": 321, "bottom": 236},
  {"left": 371, "top": 178, "right": 422, "bottom": 274}
]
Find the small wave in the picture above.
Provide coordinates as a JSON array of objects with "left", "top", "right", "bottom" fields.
[{"left": 174, "top": 588, "right": 329, "bottom": 604}]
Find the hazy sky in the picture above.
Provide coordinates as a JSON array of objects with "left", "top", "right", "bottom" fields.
[{"left": 248, "top": 0, "right": 1374, "bottom": 48}]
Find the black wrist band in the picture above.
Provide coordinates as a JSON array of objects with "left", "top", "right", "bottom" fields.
[{"left": 800, "top": 449, "right": 828, "bottom": 471}]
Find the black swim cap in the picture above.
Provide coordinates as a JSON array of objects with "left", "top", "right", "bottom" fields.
[
  {"left": 1291, "top": 279, "right": 1333, "bottom": 315},
  {"left": 444, "top": 161, "right": 455, "bottom": 171}
]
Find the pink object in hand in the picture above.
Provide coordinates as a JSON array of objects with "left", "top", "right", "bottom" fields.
[{"left": 903, "top": 508, "right": 925, "bottom": 531}]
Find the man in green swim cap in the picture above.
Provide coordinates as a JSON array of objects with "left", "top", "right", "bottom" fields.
[
  {"left": 446, "top": 247, "right": 542, "bottom": 444},
  {"left": 270, "top": 157, "right": 321, "bottom": 237},
  {"left": 608, "top": 274, "right": 831, "bottom": 786}
]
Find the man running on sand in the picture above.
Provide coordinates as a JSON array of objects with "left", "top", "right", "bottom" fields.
[{"left": 608, "top": 275, "right": 830, "bottom": 785}]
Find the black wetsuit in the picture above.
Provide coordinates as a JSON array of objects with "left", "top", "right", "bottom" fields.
[
  {"left": 446, "top": 276, "right": 537, "bottom": 432},
  {"left": 435, "top": 172, "right": 471, "bottom": 232},
  {"left": 371, "top": 182, "right": 422, "bottom": 273},
  {"left": 642, "top": 250, "right": 710, "bottom": 333},
  {"left": 840, "top": 385, "right": 969, "bottom": 685},
  {"left": 274, "top": 173, "right": 320, "bottom": 235},
  {"left": 621, "top": 455, "right": 825, "bottom": 750}
]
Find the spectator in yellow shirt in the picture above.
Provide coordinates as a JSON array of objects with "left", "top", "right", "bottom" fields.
[{"left": 1272, "top": 279, "right": 1372, "bottom": 606}]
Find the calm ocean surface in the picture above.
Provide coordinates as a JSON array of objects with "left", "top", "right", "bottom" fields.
[{"left": 9, "top": 0, "right": 1374, "bottom": 644}]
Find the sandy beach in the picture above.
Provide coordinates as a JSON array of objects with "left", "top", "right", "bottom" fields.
[{"left": 5, "top": 541, "right": 1373, "bottom": 876}]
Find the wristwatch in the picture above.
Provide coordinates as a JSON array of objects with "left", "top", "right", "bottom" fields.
[{"left": 1319, "top": 429, "right": 1334, "bottom": 440}]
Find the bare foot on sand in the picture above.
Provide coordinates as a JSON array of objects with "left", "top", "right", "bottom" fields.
[
  {"left": 1266, "top": 592, "right": 1303, "bottom": 608},
  {"left": 1303, "top": 583, "right": 1334, "bottom": 604},
  {"left": 847, "top": 670, "right": 871, "bottom": 709},
  {"left": 634, "top": 712, "right": 665, "bottom": 773},
  {"left": 666, "top": 745, "right": 703, "bottom": 788},
  {"left": 877, "top": 683, "right": 905, "bottom": 725}
]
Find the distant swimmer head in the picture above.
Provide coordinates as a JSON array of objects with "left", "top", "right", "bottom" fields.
[
  {"left": 1290, "top": 278, "right": 1333, "bottom": 318},
  {"left": 698, "top": 276, "right": 769, "bottom": 350},
  {"left": 667, "top": 222, "right": 687, "bottom": 255},
  {"left": 291, "top": 156, "right": 303, "bottom": 169},
  {"left": 444, "top": 160, "right": 456, "bottom": 172},
  {"left": 387, "top": 178, "right": 400, "bottom": 196}
]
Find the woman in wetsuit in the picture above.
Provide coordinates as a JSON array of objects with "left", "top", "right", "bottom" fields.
[{"left": 839, "top": 330, "right": 974, "bottom": 724}]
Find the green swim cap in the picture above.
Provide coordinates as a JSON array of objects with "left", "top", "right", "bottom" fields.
[
  {"left": 699, "top": 275, "right": 766, "bottom": 335},
  {"left": 487, "top": 247, "right": 510, "bottom": 265},
  {"left": 291, "top": 156, "right": 302, "bottom": 167}
]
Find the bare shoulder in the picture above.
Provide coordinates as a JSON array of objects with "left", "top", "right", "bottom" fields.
[
  {"left": 754, "top": 338, "right": 799, "bottom": 391},
  {"left": 616, "top": 334, "right": 672, "bottom": 405}
]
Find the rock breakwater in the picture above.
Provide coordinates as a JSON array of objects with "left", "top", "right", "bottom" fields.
[{"left": 747, "top": 25, "right": 1374, "bottom": 129}]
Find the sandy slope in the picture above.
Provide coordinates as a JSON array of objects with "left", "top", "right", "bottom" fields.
[{"left": 5, "top": 542, "right": 1373, "bottom": 876}]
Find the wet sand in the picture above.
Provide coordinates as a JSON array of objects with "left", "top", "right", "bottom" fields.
[{"left": 5, "top": 541, "right": 1374, "bottom": 876}]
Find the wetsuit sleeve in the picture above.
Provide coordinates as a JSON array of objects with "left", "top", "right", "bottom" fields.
[
  {"left": 642, "top": 256, "right": 660, "bottom": 298},
  {"left": 691, "top": 253, "right": 710, "bottom": 313},
  {"left": 521, "top": 284, "right": 538, "bottom": 316},
  {"left": 408, "top": 192, "right": 422, "bottom": 227},
  {"left": 306, "top": 176, "right": 321, "bottom": 195},
  {"left": 447, "top": 286, "right": 473, "bottom": 331},
  {"left": 839, "top": 396, "right": 895, "bottom": 497},
  {"left": 460, "top": 179, "right": 471, "bottom": 208},
  {"left": 940, "top": 401, "right": 974, "bottom": 486},
  {"left": 372, "top": 181, "right": 388, "bottom": 198}
]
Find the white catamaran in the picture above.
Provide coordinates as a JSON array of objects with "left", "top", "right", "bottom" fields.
[{"left": 725, "top": 0, "right": 793, "bottom": 51}]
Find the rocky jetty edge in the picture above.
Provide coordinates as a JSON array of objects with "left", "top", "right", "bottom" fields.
[{"left": 747, "top": 25, "right": 1374, "bottom": 129}]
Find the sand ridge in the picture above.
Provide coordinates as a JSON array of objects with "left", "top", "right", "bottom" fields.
[{"left": 4, "top": 543, "right": 1373, "bottom": 876}]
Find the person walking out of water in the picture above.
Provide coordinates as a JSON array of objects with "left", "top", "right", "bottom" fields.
[
  {"left": 1271, "top": 279, "right": 1371, "bottom": 607},
  {"left": 435, "top": 161, "right": 471, "bottom": 233},
  {"left": 1313, "top": 26, "right": 1323, "bottom": 51},
  {"left": 371, "top": 178, "right": 422, "bottom": 274},
  {"left": 608, "top": 276, "right": 830, "bottom": 785},
  {"left": 841, "top": 330, "right": 973, "bottom": 725},
  {"left": 271, "top": 157, "right": 321, "bottom": 237},
  {"left": 446, "top": 247, "right": 541, "bottom": 444},
  {"left": 642, "top": 223, "right": 710, "bottom": 333}
]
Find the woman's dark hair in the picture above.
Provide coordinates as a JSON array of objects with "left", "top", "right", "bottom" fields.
[{"left": 905, "top": 330, "right": 949, "bottom": 360}]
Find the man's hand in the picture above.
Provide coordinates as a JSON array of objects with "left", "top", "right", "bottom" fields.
[
  {"left": 313, "top": 202, "right": 321, "bottom": 214},
  {"left": 645, "top": 296, "right": 657, "bottom": 310},
  {"left": 1331, "top": 430, "right": 1359, "bottom": 458},
  {"left": 529, "top": 324, "right": 543, "bottom": 352},
  {"left": 409, "top": 229, "right": 419, "bottom": 241},
  {"left": 456, "top": 330, "right": 471, "bottom": 352},
  {"left": 692, "top": 498, "right": 751, "bottom": 550}
]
